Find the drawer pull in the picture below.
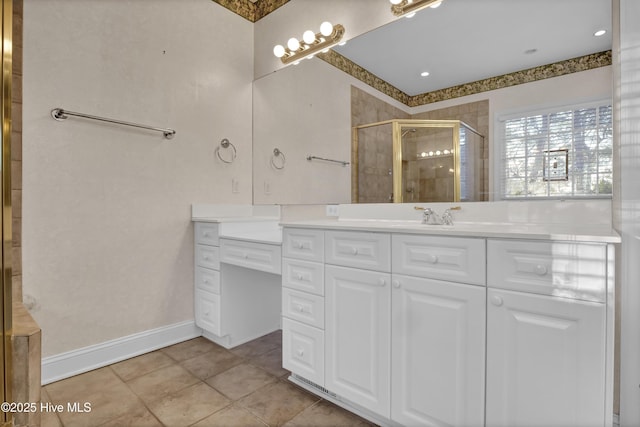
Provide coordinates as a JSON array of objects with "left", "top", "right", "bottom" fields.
[
  {"left": 296, "top": 273, "right": 304, "bottom": 280},
  {"left": 490, "top": 296, "right": 504, "bottom": 307},
  {"left": 295, "top": 304, "right": 305, "bottom": 312},
  {"left": 534, "top": 264, "right": 548, "bottom": 276},
  {"left": 296, "top": 349, "right": 304, "bottom": 357},
  {"left": 392, "top": 280, "right": 401, "bottom": 289},
  {"left": 427, "top": 254, "right": 438, "bottom": 264},
  {"left": 295, "top": 242, "right": 304, "bottom": 249}
]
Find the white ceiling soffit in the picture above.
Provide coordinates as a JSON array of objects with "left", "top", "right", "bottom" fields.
[{"left": 333, "top": 0, "right": 612, "bottom": 96}]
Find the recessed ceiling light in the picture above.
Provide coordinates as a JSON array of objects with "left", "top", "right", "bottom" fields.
[
  {"left": 594, "top": 29, "right": 607, "bottom": 37},
  {"left": 421, "top": 71, "right": 430, "bottom": 77},
  {"left": 524, "top": 48, "right": 538, "bottom": 55}
]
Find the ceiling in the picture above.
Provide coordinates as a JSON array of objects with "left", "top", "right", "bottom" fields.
[{"left": 333, "top": 0, "right": 612, "bottom": 96}]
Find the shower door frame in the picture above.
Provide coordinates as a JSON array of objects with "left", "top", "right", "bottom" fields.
[{"left": 352, "top": 119, "right": 462, "bottom": 203}]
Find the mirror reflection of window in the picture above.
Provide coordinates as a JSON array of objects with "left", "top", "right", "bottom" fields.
[{"left": 500, "top": 102, "right": 613, "bottom": 199}]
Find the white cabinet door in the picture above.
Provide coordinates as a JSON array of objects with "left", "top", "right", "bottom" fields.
[
  {"left": 325, "top": 265, "right": 391, "bottom": 418},
  {"left": 391, "top": 274, "right": 486, "bottom": 427},
  {"left": 486, "top": 288, "right": 606, "bottom": 427}
]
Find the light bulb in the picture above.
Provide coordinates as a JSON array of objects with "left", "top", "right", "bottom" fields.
[
  {"left": 436, "top": 150, "right": 442, "bottom": 155},
  {"left": 273, "top": 45, "right": 286, "bottom": 58},
  {"left": 421, "top": 152, "right": 427, "bottom": 157},
  {"left": 430, "top": 1, "right": 442, "bottom": 8},
  {"left": 429, "top": 151, "right": 434, "bottom": 156},
  {"left": 320, "top": 21, "right": 334, "bottom": 37},
  {"left": 443, "top": 149, "right": 450, "bottom": 154},
  {"left": 287, "top": 37, "right": 300, "bottom": 51},
  {"left": 389, "top": 0, "right": 402, "bottom": 4},
  {"left": 405, "top": 12, "right": 416, "bottom": 18},
  {"left": 303, "top": 30, "right": 316, "bottom": 45}
]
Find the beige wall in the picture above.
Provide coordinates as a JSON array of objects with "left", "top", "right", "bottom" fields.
[{"left": 22, "top": 0, "right": 254, "bottom": 357}]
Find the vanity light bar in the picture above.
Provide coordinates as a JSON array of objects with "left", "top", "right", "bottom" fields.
[
  {"left": 273, "top": 22, "right": 345, "bottom": 65},
  {"left": 390, "top": 0, "right": 443, "bottom": 17}
]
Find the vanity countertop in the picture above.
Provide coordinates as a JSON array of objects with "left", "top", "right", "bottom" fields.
[
  {"left": 279, "top": 218, "right": 621, "bottom": 243},
  {"left": 192, "top": 216, "right": 283, "bottom": 245}
]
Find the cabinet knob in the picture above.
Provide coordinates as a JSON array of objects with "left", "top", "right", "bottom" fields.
[
  {"left": 244, "top": 253, "right": 249, "bottom": 259},
  {"left": 534, "top": 264, "right": 548, "bottom": 276},
  {"left": 378, "top": 278, "right": 387, "bottom": 287},
  {"left": 351, "top": 247, "right": 359, "bottom": 255},
  {"left": 203, "top": 232, "right": 211, "bottom": 238},
  {"left": 204, "top": 279, "right": 210, "bottom": 284},
  {"left": 392, "top": 280, "right": 401, "bottom": 288},
  {"left": 204, "top": 255, "right": 210, "bottom": 260},
  {"left": 296, "top": 273, "right": 304, "bottom": 280},
  {"left": 296, "top": 349, "right": 304, "bottom": 357},
  {"left": 296, "top": 304, "right": 304, "bottom": 312},
  {"left": 427, "top": 254, "right": 439, "bottom": 264},
  {"left": 295, "top": 242, "right": 303, "bottom": 249},
  {"left": 490, "top": 296, "right": 504, "bottom": 307}
]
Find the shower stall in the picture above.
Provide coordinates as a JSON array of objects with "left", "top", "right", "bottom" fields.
[{"left": 352, "top": 120, "right": 486, "bottom": 203}]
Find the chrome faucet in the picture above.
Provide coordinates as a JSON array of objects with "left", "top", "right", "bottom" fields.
[{"left": 414, "top": 206, "right": 461, "bottom": 225}]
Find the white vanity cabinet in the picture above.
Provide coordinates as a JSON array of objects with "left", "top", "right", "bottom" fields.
[
  {"left": 282, "top": 229, "right": 326, "bottom": 386},
  {"left": 324, "top": 231, "right": 392, "bottom": 418},
  {"left": 194, "top": 223, "right": 221, "bottom": 335},
  {"left": 193, "top": 221, "right": 282, "bottom": 349},
  {"left": 391, "top": 234, "right": 486, "bottom": 427},
  {"left": 281, "top": 223, "right": 615, "bottom": 427},
  {"left": 486, "top": 239, "right": 611, "bottom": 427}
]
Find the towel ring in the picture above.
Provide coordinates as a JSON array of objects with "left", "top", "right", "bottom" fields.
[
  {"left": 271, "top": 148, "right": 286, "bottom": 170},
  {"left": 216, "top": 138, "right": 236, "bottom": 164}
]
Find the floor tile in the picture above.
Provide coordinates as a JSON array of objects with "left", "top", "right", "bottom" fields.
[
  {"left": 206, "top": 363, "right": 277, "bottom": 400},
  {"left": 180, "top": 346, "right": 243, "bottom": 380},
  {"left": 126, "top": 364, "right": 200, "bottom": 404},
  {"left": 190, "top": 404, "right": 268, "bottom": 427},
  {"left": 40, "top": 388, "right": 63, "bottom": 427},
  {"left": 230, "top": 330, "right": 282, "bottom": 359},
  {"left": 110, "top": 350, "right": 175, "bottom": 381},
  {"left": 98, "top": 406, "right": 163, "bottom": 427},
  {"left": 147, "top": 382, "right": 230, "bottom": 427},
  {"left": 45, "top": 367, "right": 121, "bottom": 404},
  {"left": 249, "top": 348, "right": 289, "bottom": 378},
  {"left": 161, "top": 337, "right": 219, "bottom": 362},
  {"left": 238, "top": 380, "right": 320, "bottom": 426},
  {"left": 283, "top": 400, "right": 375, "bottom": 427},
  {"left": 54, "top": 379, "right": 143, "bottom": 427}
]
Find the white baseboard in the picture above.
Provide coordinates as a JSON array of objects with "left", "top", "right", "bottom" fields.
[{"left": 42, "top": 320, "right": 201, "bottom": 385}]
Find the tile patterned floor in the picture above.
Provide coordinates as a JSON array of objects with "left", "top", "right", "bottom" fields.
[{"left": 41, "top": 331, "right": 376, "bottom": 427}]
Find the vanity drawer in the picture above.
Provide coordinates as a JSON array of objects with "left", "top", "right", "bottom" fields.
[
  {"left": 487, "top": 239, "right": 608, "bottom": 302},
  {"left": 283, "top": 228, "right": 324, "bottom": 262},
  {"left": 195, "top": 266, "right": 220, "bottom": 294},
  {"left": 282, "top": 258, "right": 324, "bottom": 296},
  {"left": 220, "top": 239, "right": 282, "bottom": 275},
  {"left": 283, "top": 318, "right": 325, "bottom": 386},
  {"left": 195, "top": 288, "right": 221, "bottom": 336},
  {"left": 282, "top": 287, "right": 324, "bottom": 329},
  {"left": 325, "top": 230, "right": 391, "bottom": 272},
  {"left": 392, "top": 234, "right": 486, "bottom": 286},
  {"left": 196, "top": 244, "right": 220, "bottom": 270},
  {"left": 195, "top": 222, "right": 219, "bottom": 246}
]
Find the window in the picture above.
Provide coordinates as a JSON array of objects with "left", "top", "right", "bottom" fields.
[{"left": 500, "top": 103, "right": 613, "bottom": 199}]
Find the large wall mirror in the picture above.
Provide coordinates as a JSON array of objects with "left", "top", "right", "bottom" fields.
[{"left": 252, "top": 0, "right": 612, "bottom": 205}]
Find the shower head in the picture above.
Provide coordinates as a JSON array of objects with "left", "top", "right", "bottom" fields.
[{"left": 401, "top": 128, "right": 417, "bottom": 137}]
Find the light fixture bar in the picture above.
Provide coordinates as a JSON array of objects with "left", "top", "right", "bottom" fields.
[
  {"left": 391, "top": 0, "right": 442, "bottom": 17},
  {"left": 274, "top": 23, "right": 345, "bottom": 65}
]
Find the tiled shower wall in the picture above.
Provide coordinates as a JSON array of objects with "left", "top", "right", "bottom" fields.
[
  {"left": 351, "top": 86, "right": 489, "bottom": 202},
  {"left": 12, "top": 0, "right": 22, "bottom": 302}
]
